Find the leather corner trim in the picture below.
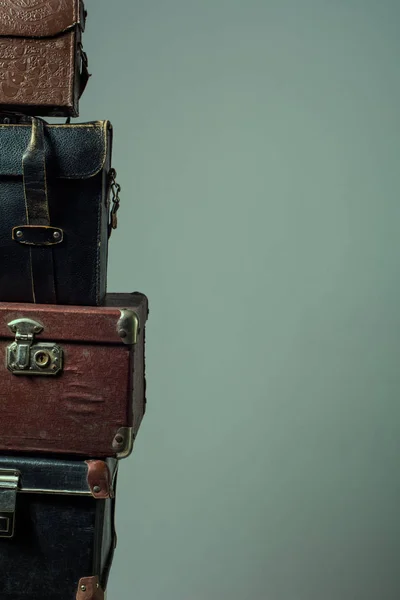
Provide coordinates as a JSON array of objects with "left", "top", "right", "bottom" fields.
[
  {"left": 76, "top": 576, "right": 104, "bottom": 600},
  {"left": 85, "top": 461, "right": 113, "bottom": 499},
  {"left": 12, "top": 226, "right": 63, "bottom": 246}
]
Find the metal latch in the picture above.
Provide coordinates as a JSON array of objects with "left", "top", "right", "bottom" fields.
[
  {"left": 7, "top": 319, "right": 63, "bottom": 376},
  {"left": 0, "top": 469, "right": 20, "bottom": 538}
]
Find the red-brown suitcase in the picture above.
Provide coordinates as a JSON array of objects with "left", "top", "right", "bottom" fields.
[{"left": 0, "top": 292, "right": 148, "bottom": 458}]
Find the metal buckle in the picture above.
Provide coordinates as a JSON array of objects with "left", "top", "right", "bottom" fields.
[
  {"left": 7, "top": 319, "right": 63, "bottom": 376},
  {"left": 0, "top": 470, "right": 20, "bottom": 539}
]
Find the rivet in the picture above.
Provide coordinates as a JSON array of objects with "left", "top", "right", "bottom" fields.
[
  {"left": 118, "top": 329, "right": 127, "bottom": 338},
  {"left": 115, "top": 434, "right": 124, "bottom": 444},
  {"left": 96, "top": 583, "right": 100, "bottom": 589},
  {"left": 93, "top": 485, "right": 101, "bottom": 493},
  {"left": 16, "top": 230, "right": 23, "bottom": 239},
  {"left": 80, "top": 585, "right": 87, "bottom": 592},
  {"left": 53, "top": 231, "right": 61, "bottom": 240}
]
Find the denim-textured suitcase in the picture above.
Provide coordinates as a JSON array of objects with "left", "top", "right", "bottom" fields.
[
  {"left": 0, "top": 292, "right": 148, "bottom": 458},
  {"left": 0, "top": 455, "right": 118, "bottom": 599}
]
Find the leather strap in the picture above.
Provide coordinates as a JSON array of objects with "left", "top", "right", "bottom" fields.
[
  {"left": 76, "top": 577, "right": 104, "bottom": 600},
  {"left": 22, "top": 118, "right": 57, "bottom": 304}
]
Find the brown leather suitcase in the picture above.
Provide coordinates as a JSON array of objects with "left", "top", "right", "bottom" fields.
[
  {"left": 0, "top": 0, "right": 89, "bottom": 117},
  {"left": 0, "top": 292, "right": 148, "bottom": 458}
]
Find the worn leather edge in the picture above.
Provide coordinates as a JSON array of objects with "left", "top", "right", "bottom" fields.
[
  {"left": 0, "top": 120, "right": 111, "bottom": 179},
  {"left": 0, "top": 0, "right": 84, "bottom": 39},
  {"left": 85, "top": 461, "right": 113, "bottom": 499},
  {"left": 76, "top": 576, "right": 104, "bottom": 600}
]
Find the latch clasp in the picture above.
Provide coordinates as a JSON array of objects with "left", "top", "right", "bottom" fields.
[
  {"left": 0, "top": 469, "right": 20, "bottom": 539},
  {"left": 7, "top": 319, "right": 63, "bottom": 376}
]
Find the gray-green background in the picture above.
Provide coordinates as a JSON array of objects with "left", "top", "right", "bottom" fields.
[{"left": 82, "top": 1, "right": 400, "bottom": 598}]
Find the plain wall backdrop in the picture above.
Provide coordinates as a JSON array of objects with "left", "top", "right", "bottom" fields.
[{"left": 82, "top": 1, "right": 400, "bottom": 598}]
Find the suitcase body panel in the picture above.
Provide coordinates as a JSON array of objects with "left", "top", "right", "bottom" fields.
[
  {"left": 0, "top": 121, "right": 113, "bottom": 306},
  {"left": 0, "top": 0, "right": 86, "bottom": 117},
  {"left": 0, "top": 455, "right": 117, "bottom": 599},
  {"left": 0, "top": 292, "right": 148, "bottom": 457}
]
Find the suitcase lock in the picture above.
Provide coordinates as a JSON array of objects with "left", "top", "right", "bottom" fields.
[
  {"left": 0, "top": 469, "right": 20, "bottom": 538},
  {"left": 6, "top": 319, "right": 63, "bottom": 376}
]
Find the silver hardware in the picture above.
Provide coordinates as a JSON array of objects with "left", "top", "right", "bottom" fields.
[
  {"left": 80, "top": 585, "right": 87, "bottom": 592},
  {"left": 117, "top": 310, "right": 139, "bottom": 345},
  {"left": 53, "top": 231, "right": 61, "bottom": 241},
  {"left": 0, "top": 469, "right": 20, "bottom": 539},
  {"left": 15, "top": 230, "right": 23, "bottom": 239},
  {"left": 93, "top": 486, "right": 101, "bottom": 494},
  {"left": 112, "top": 427, "right": 134, "bottom": 459},
  {"left": 7, "top": 319, "right": 63, "bottom": 376}
]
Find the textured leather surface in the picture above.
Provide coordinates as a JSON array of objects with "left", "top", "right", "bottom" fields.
[
  {"left": 0, "top": 0, "right": 82, "bottom": 38},
  {"left": 0, "top": 121, "right": 109, "bottom": 177},
  {"left": 76, "top": 577, "right": 104, "bottom": 600},
  {"left": 0, "top": 293, "right": 148, "bottom": 457},
  {"left": 22, "top": 117, "right": 57, "bottom": 303},
  {"left": 0, "top": 1, "right": 86, "bottom": 116},
  {"left": 0, "top": 456, "right": 117, "bottom": 600},
  {"left": 86, "top": 461, "right": 113, "bottom": 499},
  {"left": 0, "top": 121, "right": 112, "bottom": 305}
]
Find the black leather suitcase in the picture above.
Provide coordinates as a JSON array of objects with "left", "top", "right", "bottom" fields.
[
  {"left": 0, "top": 117, "right": 120, "bottom": 306},
  {"left": 0, "top": 455, "right": 118, "bottom": 599}
]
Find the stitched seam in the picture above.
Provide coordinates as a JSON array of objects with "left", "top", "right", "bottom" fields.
[{"left": 0, "top": 122, "right": 109, "bottom": 179}]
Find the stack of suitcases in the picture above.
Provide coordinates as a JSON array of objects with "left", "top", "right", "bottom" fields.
[{"left": 0, "top": 2, "right": 148, "bottom": 599}]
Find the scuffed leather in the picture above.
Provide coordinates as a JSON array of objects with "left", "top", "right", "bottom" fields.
[
  {"left": 22, "top": 117, "right": 57, "bottom": 303},
  {"left": 86, "top": 461, "right": 113, "bottom": 499},
  {"left": 0, "top": 293, "right": 148, "bottom": 457},
  {"left": 0, "top": 121, "right": 109, "bottom": 177},
  {"left": 0, "top": 121, "right": 112, "bottom": 306},
  {"left": 0, "top": 456, "right": 117, "bottom": 599},
  {"left": 0, "top": 0, "right": 83, "bottom": 38},
  {"left": 76, "top": 577, "right": 104, "bottom": 600},
  {"left": 0, "top": 1, "right": 87, "bottom": 116}
]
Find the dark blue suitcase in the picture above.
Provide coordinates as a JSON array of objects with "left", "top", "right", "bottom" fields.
[{"left": 0, "top": 455, "right": 118, "bottom": 599}]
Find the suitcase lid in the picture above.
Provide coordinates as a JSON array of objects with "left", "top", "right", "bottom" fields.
[
  {"left": 0, "top": 121, "right": 111, "bottom": 180},
  {"left": 0, "top": 0, "right": 85, "bottom": 38},
  {"left": 0, "top": 292, "right": 148, "bottom": 346},
  {"left": 0, "top": 456, "right": 117, "bottom": 539}
]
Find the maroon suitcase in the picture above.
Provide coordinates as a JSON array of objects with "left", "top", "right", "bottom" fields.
[{"left": 0, "top": 292, "right": 148, "bottom": 458}]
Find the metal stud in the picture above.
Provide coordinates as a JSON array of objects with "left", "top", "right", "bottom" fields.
[
  {"left": 93, "top": 485, "right": 101, "bottom": 493},
  {"left": 80, "top": 585, "right": 87, "bottom": 592},
  {"left": 53, "top": 231, "right": 61, "bottom": 241},
  {"left": 96, "top": 583, "right": 100, "bottom": 589},
  {"left": 16, "top": 230, "right": 23, "bottom": 239},
  {"left": 118, "top": 328, "right": 127, "bottom": 339},
  {"left": 115, "top": 434, "right": 124, "bottom": 444}
]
